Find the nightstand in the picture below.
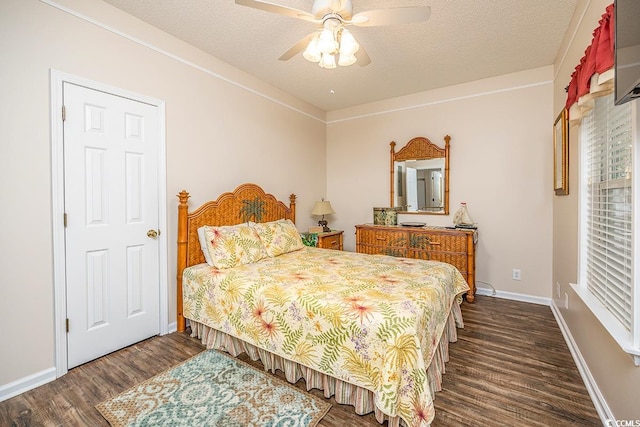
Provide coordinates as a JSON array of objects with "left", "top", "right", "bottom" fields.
[{"left": 316, "top": 230, "right": 343, "bottom": 251}]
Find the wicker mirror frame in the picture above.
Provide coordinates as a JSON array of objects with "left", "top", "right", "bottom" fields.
[{"left": 390, "top": 135, "right": 450, "bottom": 215}]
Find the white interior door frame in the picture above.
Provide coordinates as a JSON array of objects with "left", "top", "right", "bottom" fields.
[{"left": 50, "top": 70, "right": 168, "bottom": 377}]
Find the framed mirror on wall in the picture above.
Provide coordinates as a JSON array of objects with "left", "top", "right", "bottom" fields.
[{"left": 390, "top": 136, "right": 450, "bottom": 215}]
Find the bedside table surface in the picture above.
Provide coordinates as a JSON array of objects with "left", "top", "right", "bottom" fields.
[{"left": 318, "top": 230, "right": 342, "bottom": 236}]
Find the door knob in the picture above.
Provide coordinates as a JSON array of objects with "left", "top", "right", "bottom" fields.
[{"left": 147, "top": 229, "right": 159, "bottom": 238}]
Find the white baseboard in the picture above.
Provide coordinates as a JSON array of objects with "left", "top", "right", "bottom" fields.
[
  {"left": 0, "top": 367, "right": 56, "bottom": 403},
  {"left": 550, "top": 301, "right": 613, "bottom": 426},
  {"left": 166, "top": 321, "right": 177, "bottom": 334},
  {"left": 476, "top": 286, "right": 552, "bottom": 306},
  {"left": 2, "top": 322, "right": 179, "bottom": 403}
]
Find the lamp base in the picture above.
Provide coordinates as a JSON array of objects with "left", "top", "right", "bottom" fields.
[{"left": 318, "top": 220, "right": 330, "bottom": 233}]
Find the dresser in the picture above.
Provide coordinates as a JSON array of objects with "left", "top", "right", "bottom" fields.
[
  {"left": 355, "top": 224, "right": 477, "bottom": 302},
  {"left": 316, "top": 230, "right": 344, "bottom": 250}
]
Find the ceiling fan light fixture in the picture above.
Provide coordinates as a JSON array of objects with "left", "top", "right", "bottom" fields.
[
  {"left": 337, "top": 52, "right": 357, "bottom": 66},
  {"left": 303, "top": 35, "right": 321, "bottom": 62},
  {"left": 319, "top": 53, "right": 337, "bottom": 69},
  {"left": 338, "top": 28, "right": 359, "bottom": 55},
  {"left": 236, "top": 0, "right": 432, "bottom": 69},
  {"left": 317, "top": 27, "right": 338, "bottom": 54}
]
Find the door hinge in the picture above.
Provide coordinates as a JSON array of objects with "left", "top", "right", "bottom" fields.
[
  {"left": 64, "top": 213, "right": 67, "bottom": 228},
  {"left": 62, "top": 105, "right": 66, "bottom": 121},
  {"left": 66, "top": 318, "right": 69, "bottom": 333}
]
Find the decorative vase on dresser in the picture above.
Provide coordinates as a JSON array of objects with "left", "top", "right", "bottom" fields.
[{"left": 355, "top": 224, "right": 478, "bottom": 302}]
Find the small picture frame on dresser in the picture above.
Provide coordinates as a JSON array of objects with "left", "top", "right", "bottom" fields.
[{"left": 308, "top": 225, "right": 323, "bottom": 233}]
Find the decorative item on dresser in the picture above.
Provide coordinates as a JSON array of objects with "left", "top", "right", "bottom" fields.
[
  {"left": 453, "top": 202, "right": 475, "bottom": 228},
  {"left": 355, "top": 223, "right": 478, "bottom": 302},
  {"left": 372, "top": 207, "right": 400, "bottom": 225}
]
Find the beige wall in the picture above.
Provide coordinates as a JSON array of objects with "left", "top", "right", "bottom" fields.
[
  {"left": 326, "top": 67, "right": 554, "bottom": 300},
  {"left": 553, "top": 0, "right": 640, "bottom": 420},
  {"left": 0, "top": 0, "right": 325, "bottom": 387}
]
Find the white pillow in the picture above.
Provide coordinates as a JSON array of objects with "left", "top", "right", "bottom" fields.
[{"left": 197, "top": 226, "right": 214, "bottom": 266}]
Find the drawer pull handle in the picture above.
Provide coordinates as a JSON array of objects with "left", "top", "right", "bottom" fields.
[
  {"left": 376, "top": 237, "right": 386, "bottom": 240},
  {"left": 429, "top": 241, "right": 441, "bottom": 245}
]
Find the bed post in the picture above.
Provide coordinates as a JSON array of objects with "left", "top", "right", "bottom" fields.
[
  {"left": 176, "top": 190, "right": 190, "bottom": 333},
  {"left": 289, "top": 193, "right": 297, "bottom": 224}
]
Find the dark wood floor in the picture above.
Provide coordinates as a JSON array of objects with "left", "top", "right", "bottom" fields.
[{"left": 0, "top": 296, "right": 601, "bottom": 426}]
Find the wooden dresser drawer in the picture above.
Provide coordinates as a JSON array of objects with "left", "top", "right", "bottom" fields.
[
  {"left": 357, "top": 228, "right": 409, "bottom": 257},
  {"left": 357, "top": 228, "right": 408, "bottom": 247},
  {"left": 408, "top": 232, "right": 467, "bottom": 253},
  {"left": 411, "top": 250, "right": 468, "bottom": 275},
  {"left": 358, "top": 244, "right": 408, "bottom": 258},
  {"left": 356, "top": 224, "right": 477, "bottom": 302}
]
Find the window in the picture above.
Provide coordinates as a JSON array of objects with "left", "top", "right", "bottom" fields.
[
  {"left": 575, "top": 93, "right": 639, "bottom": 364},
  {"left": 583, "top": 95, "right": 633, "bottom": 328}
]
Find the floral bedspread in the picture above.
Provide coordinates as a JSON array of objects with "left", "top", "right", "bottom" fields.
[{"left": 183, "top": 247, "right": 469, "bottom": 427}]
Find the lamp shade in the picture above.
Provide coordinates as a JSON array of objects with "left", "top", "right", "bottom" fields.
[
  {"left": 303, "top": 35, "right": 321, "bottom": 63},
  {"left": 317, "top": 28, "right": 338, "bottom": 54},
  {"left": 319, "top": 53, "right": 336, "bottom": 69},
  {"left": 339, "top": 29, "right": 359, "bottom": 55},
  {"left": 311, "top": 200, "right": 335, "bottom": 216},
  {"left": 338, "top": 52, "right": 357, "bottom": 66}
]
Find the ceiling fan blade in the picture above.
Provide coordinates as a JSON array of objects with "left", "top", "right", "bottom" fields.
[
  {"left": 355, "top": 45, "right": 371, "bottom": 67},
  {"left": 349, "top": 6, "right": 431, "bottom": 27},
  {"left": 235, "top": 0, "right": 319, "bottom": 23},
  {"left": 279, "top": 33, "right": 316, "bottom": 61}
]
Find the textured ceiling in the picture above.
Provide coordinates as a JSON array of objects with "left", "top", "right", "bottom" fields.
[{"left": 101, "top": 0, "right": 578, "bottom": 111}]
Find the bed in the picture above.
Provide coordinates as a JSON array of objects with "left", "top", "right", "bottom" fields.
[{"left": 176, "top": 183, "right": 469, "bottom": 427}]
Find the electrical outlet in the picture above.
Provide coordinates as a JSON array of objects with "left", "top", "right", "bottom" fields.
[
  {"left": 564, "top": 292, "right": 569, "bottom": 309},
  {"left": 512, "top": 269, "right": 521, "bottom": 281}
]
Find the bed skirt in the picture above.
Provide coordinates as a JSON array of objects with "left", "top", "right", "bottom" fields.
[{"left": 189, "top": 302, "right": 463, "bottom": 427}]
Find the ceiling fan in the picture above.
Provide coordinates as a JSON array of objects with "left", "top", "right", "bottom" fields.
[{"left": 235, "top": 0, "right": 431, "bottom": 68}]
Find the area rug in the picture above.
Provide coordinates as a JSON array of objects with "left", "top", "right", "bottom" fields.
[{"left": 96, "top": 350, "right": 331, "bottom": 427}]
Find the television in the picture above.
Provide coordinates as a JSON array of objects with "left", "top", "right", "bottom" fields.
[{"left": 614, "top": 0, "right": 640, "bottom": 105}]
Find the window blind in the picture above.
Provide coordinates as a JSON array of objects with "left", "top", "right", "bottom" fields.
[{"left": 582, "top": 94, "right": 633, "bottom": 330}]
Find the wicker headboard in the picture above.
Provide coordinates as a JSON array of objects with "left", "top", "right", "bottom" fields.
[{"left": 176, "top": 183, "right": 296, "bottom": 332}]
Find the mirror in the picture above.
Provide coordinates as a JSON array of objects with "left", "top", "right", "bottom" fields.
[{"left": 390, "top": 136, "right": 450, "bottom": 215}]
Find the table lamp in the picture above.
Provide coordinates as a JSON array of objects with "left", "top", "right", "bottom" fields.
[{"left": 311, "top": 199, "right": 335, "bottom": 232}]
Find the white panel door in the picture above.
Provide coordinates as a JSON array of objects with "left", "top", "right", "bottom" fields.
[{"left": 63, "top": 82, "right": 160, "bottom": 368}]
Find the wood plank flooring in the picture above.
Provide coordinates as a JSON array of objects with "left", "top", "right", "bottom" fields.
[{"left": 0, "top": 296, "right": 601, "bottom": 426}]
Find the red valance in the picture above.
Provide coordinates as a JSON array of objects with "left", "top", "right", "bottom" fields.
[{"left": 565, "top": 3, "right": 614, "bottom": 111}]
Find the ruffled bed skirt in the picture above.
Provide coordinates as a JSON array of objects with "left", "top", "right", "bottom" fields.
[{"left": 190, "top": 302, "right": 463, "bottom": 427}]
